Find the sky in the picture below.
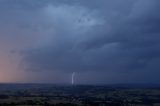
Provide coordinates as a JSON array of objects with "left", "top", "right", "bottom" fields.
[{"left": 0, "top": 0, "right": 160, "bottom": 84}]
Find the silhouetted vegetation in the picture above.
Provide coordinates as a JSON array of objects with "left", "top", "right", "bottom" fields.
[{"left": 0, "top": 84, "right": 160, "bottom": 106}]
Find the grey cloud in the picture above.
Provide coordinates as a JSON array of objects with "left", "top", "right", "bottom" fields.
[{"left": 1, "top": 0, "right": 160, "bottom": 84}]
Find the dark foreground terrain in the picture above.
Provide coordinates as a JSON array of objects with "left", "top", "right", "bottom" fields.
[{"left": 0, "top": 84, "right": 160, "bottom": 106}]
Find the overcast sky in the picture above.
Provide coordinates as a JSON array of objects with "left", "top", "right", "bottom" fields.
[{"left": 0, "top": 0, "right": 160, "bottom": 84}]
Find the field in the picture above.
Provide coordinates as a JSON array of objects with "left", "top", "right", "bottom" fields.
[{"left": 0, "top": 84, "right": 160, "bottom": 106}]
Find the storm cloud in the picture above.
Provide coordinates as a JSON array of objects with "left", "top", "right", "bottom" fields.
[{"left": 0, "top": 0, "right": 160, "bottom": 84}]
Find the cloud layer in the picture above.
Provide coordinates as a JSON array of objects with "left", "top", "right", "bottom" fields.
[{"left": 0, "top": 0, "right": 160, "bottom": 84}]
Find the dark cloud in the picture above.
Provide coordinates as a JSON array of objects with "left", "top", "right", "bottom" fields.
[{"left": 1, "top": 0, "right": 160, "bottom": 84}]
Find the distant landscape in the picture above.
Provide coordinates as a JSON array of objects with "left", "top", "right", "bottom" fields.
[
  {"left": 0, "top": 83, "right": 160, "bottom": 106},
  {"left": 0, "top": 0, "right": 160, "bottom": 106}
]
